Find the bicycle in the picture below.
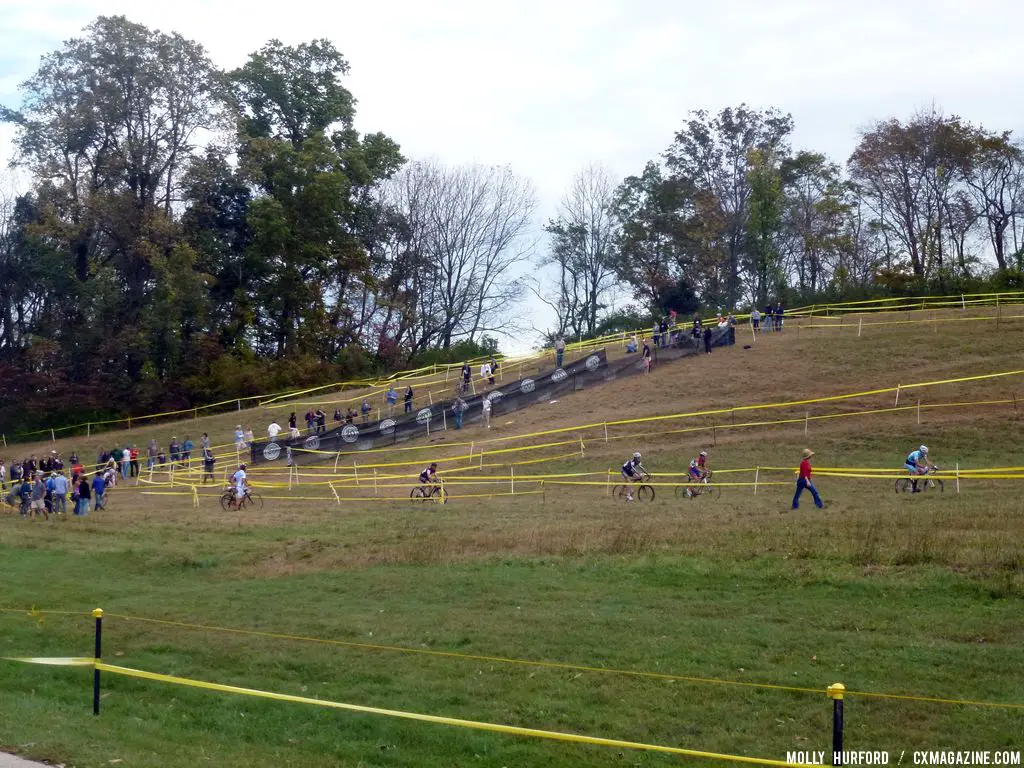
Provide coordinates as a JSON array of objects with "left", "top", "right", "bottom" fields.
[
  {"left": 895, "top": 467, "right": 943, "bottom": 494},
  {"left": 675, "top": 470, "right": 721, "bottom": 500},
  {"left": 612, "top": 471, "right": 656, "bottom": 502},
  {"left": 220, "top": 487, "right": 264, "bottom": 510},
  {"left": 410, "top": 479, "right": 449, "bottom": 504}
]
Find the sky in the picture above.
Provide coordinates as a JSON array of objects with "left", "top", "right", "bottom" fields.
[{"left": 3, "top": 0, "right": 1024, "bottom": 353}]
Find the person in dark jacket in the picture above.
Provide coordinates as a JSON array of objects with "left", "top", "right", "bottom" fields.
[
  {"left": 703, "top": 325, "right": 713, "bottom": 354},
  {"left": 404, "top": 386, "right": 414, "bottom": 413}
]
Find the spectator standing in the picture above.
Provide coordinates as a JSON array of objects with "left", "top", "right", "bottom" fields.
[
  {"left": 554, "top": 337, "right": 565, "bottom": 368},
  {"left": 333, "top": 408, "right": 342, "bottom": 424},
  {"left": 361, "top": 399, "right": 372, "bottom": 423},
  {"left": 305, "top": 410, "right": 315, "bottom": 433},
  {"left": 202, "top": 449, "right": 216, "bottom": 484},
  {"left": 642, "top": 339, "right": 652, "bottom": 373},
  {"left": 52, "top": 471, "right": 68, "bottom": 515},
  {"left": 480, "top": 361, "right": 492, "bottom": 387},
  {"left": 234, "top": 426, "right": 245, "bottom": 450},
  {"left": 314, "top": 410, "right": 326, "bottom": 434},
  {"left": 30, "top": 473, "right": 48, "bottom": 520},
  {"left": 91, "top": 472, "right": 107, "bottom": 511},
  {"left": 288, "top": 412, "right": 297, "bottom": 431},
  {"left": 692, "top": 314, "right": 702, "bottom": 340},
  {"left": 727, "top": 314, "right": 737, "bottom": 345},
  {"left": 751, "top": 308, "right": 761, "bottom": 332},
  {"left": 461, "top": 363, "right": 472, "bottom": 393},
  {"left": 75, "top": 474, "right": 91, "bottom": 516},
  {"left": 659, "top": 318, "right": 669, "bottom": 348},
  {"left": 120, "top": 446, "right": 131, "bottom": 479},
  {"left": 0, "top": 459, "right": 6, "bottom": 491},
  {"left": 404, "top": 385, "right": 414, "bottom": 413},
  {"left": 791, "top": 448, "right": 824, "bottom": 510},
  {"left": 775, "top": 303, "right": 784, "bottom": 332},
  {"left": 346, "top": 407, "right": 357, "bottom": 424},
  {"left": 490, "top": 357, "right": 499, "bottom": 381},
  {"left": 182, "top": 436, "right": 194, "bottom": 463},
  {"left": 148, "top": 438, "right": 159, "bottom": 469},
  {"left": 200, "top": 433, "right": 210, "bottom": 452},
  {"left": 169, "top": 437, "right": 181, "bottom": 464},
  {"left": 453, "top": 397, "right": 467, "bottom": 429},
  {"left": 385, "top": 386, "right": 398, "bottom": 415},
  {"left": 129, "top": 446, "right": 139, "bottom": 478},
  {"left": 482, "top": 395, "right": 492, "bottom": 428},
  {"left": 652, "top": 321, "right": 660, "bottom": 349},
  {"left": 268, "top": 421, "right": 282, "bottom": 440},
  {"left": 764, "top": 305, "right": 774, "bottom": 332},
  {"left": 703, "top": 325, "right": 713, "bottom": 354}
]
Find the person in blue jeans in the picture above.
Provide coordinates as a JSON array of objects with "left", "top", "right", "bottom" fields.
[
  {"left": 791, "top": 448, "right": 824, "bottom": 510},
  {"left": 91, "top": 472, "right": 107, "bottom": 511}
]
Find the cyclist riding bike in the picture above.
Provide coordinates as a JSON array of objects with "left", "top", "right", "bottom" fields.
[
  {"left": 231, "top": 464, "right": 248, "bottom": 507},
  {"left": 419, "top": 462, "right": 441, "bottom": 493},
  {"left": 620, "top": 452, "right": 647, "bottom": 501},
  {"left": 685, "top": 451, "right": 709, "bottom": 497},
  {"left": 904, "top": 445, "right": 935, "bottom": 493}
]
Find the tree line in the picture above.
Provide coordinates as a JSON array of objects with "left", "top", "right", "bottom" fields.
[{"left": 3, "top": 16, "right": 1024, "bottom": 431}]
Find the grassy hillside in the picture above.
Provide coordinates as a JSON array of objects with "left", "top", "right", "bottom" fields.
[{"left": 1, "top": 307, "right": 1023, "bottom": 768}]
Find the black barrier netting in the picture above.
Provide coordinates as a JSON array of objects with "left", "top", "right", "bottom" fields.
[{"left": 250, "top": 329, "right": 737, "bottom": 467}]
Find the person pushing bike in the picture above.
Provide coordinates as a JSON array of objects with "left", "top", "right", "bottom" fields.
[
  {"left": 904, "top": 445, "right": 935, "bottom": 493},
  {"left": 231, "top": 463, "right": 248, "bottom": 508}
]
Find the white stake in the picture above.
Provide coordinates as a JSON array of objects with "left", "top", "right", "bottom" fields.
[
  {"left": 510, "top": 466, "right": 515, "bottom": 495},
  {"left": 955, "top": 462, "right": 960, "bottom": 494},
  {"left": 804, "top": 412, "right": 809, "bottom": 436},
  {"left": 894, "top": 385, "right": 901, "bottom": 407},
  {"left": 329, "top": 482, "right": 340, "bottom": 505},
  {"left": 603, "top": 423, "right": 608, "bottom": 442},
  {"left": 192, "top": 485, "right": 199, "bottom": 509},
  {"left": 858, "top": 317, "right": 863, "bottom": 337},
  {"left": 917, "top": 399, "right": 921, "bottom": 425},
  {"left": 353, "top": 461, "right": 359, "bottom": 487},
  {"left": 469, "top": 442, "right": 474, "bottom": 462},
  {"left": 51, "top": 429, "right": 55, "bottom": 442},
  {"left": 373, "top": 469, "right": 378, "bottom": 496},
  {"left": 87, "top": 423, "right": 91, "bottom": 437},
  {"left": 754, "top": 467, "right": 759, "bottom": 496},
  {"left": 579, "top": 437, "right": 585, "bottom": 457},
  {"left": 606, "top": 469, "right": 612, "bottom": 497},
  {"left": 961, "top": 293, "right": 966, "bottom": 310}
]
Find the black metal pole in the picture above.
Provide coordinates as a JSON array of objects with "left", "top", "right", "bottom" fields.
[
  {"left": 828, "top": 682, "right": 845, "bottom": 765},
  {"left": 92, "top": 608, "right": 103, "bottom": 715}
]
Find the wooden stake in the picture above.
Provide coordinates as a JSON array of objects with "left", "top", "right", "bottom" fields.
[
  {"left": 858, "top": 318, "right": 863, "bottom": 337},
  {"left": 353, "top": 461, "right": 359, "bottom": 487},
  {"left": 603, "top": 423, "right": 608, "bottom": 442},
  {"left": 955, "top": 462, "right": 960, "bottom": 494},
  {"left": 510, "top": 466, "right": 515, "bottom": 495},
  {"left": 373, "top": 469, "right": 378, "bottom": 496},
  {"left": 754, "top": 467, "right": 759, "bottom": 496},
  {"left": 916, "top": 399, "right": 921, "bottom": 425},
  {"left": 894, "top": 385, "right": 901, "bottom": 407},
  {"left": 804, "top": 412, "right": 809, "bottom": 436}
]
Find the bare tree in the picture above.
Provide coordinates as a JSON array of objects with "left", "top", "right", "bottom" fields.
[
  {"left": 534, "top": 164, "right": 620, "bottom": 338},
  {"left": 385, "top": 161, "right": 536, "bottom": 351}
]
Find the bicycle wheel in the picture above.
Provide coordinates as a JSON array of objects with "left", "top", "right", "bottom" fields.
[
  {"left": 219, "top": 492, "right": 233, "bottom": 510},
  {"left": 895, "top": 478, "right": 913, "bottom": 494},
  {"left": 674, "top": 485, "right": 689, "bottom": 499},
  {"left": 637, "top": 485, "right": 655, "bottom": 502},
  {"left": 430, "top": 486, "right": 449, "bottom": 504},
  {"left": 410, "top": 487, "right": 426, "bottom": 501},
  {"left": 612, "top": 484, "right": 629, "bottom": 500},
  {"left": 244, "top": 492, "right": 264, "bottom": 510},
  {"left": 704, "top": 484, "right": 721, "bottom": 500},
  {"left": 921, "top": 478, "right": 944, "bottom": 494}
]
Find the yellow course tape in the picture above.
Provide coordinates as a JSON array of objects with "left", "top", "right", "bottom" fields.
[{"left": 89, "top": 662, "right": 809, "bottom": 767}]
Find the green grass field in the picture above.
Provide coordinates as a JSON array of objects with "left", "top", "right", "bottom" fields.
[{"left": 2, "top": 312, "right": 1023, "bottom": 767}]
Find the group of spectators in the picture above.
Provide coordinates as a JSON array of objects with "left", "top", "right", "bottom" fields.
[
  {"left": 749, "top": 303, "right": 786, "bottom": 332},
  {"left": 1, "top": 451, "right": 114, "bottom": 518}
]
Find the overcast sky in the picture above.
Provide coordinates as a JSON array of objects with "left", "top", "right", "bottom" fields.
[{"left": 3, "top": 0, "right": 1024, "bottom": 352}]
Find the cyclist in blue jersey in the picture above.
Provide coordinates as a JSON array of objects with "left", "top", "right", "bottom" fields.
[
  {"left": 685, "top": 451, "right": 709, "bottom": 497},
  {"left": 903, "top": 445, "right": 935, "bottom": 493},
  {"left": 621, "top": 452, "right": 646, "bottom": 501},
  {"left": 419, "top": 462, "right": 439, "bottom": 485}
]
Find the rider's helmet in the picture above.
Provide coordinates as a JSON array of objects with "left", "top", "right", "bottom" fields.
[
  {"left": 699, "top": 451, "right": 707, "bottom": 457},
  {"left": 240, "top": 463, "right": 247, "bottom": 469},
  {"left": 430, "top": 462, "right": 438, "bottom": 469},
  {"left": 919, "top": 445, "right": 928, "bottom": 455},
  {"left": 633, "top": 452, "right": 642, "bottom": 460}
]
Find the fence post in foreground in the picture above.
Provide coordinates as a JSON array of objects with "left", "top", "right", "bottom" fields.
[
  {"left": 1, "top": 434, "right": 5, "bottom": 448},
  {"left": 754, "top": 467, "right": 759, "bottom": 495},
  {"left": 373, "top": 469, "right": 378, "bottom": 496},
  {"left": 237, "top": 400, "right": 241, "bottom": 411},
  {"left": 894, "top": 385, "right": 901, "bottom": 407},
  {"left": 804, "top": 412, "right": 809, "bottom": 436},
  {"left": 510, "top": 466, "right": 515, "bottom": 495},
  {"left": 961, "top": 293, "right": 966, "bottom": 310},
  {"left": 87, "top": 423, "right": 91, "bottom": 437},
  {"left": 857, "top": 318, "right": 862, "bottom": 337},
  {"left": 603, "top": 422, "right": 608, "bottom": 442},
  {"left": 712, "top": 424, "right": 717, "bottom": 446},
  {"left": 956, "top": 462, "right": 960, "bottom": 494},
  {"left": 353, "top": 461, "right": 359, "bottom": 487},
  {"left": 606, "top": 470, "right": 611, "bottom": 496},
  {"left": 917, "top": 399, "right": 921, "bottom": 425},
  {"left": 51, "top": 429, "right": 55, "bottom": 442},
  {"left": 92, "top": 608, "right": 104, "bottom": 715},
  {"left": 828, "top": 682, "right": 845, "bottom": 765}
]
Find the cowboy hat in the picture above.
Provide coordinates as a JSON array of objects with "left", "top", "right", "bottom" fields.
[{"left": 801, "top": 448, "right": 815, "bottom": 459}]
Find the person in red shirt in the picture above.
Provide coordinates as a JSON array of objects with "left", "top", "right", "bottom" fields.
[{"left": 791, "top": 448, "right": 824, "bottom": 510}]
